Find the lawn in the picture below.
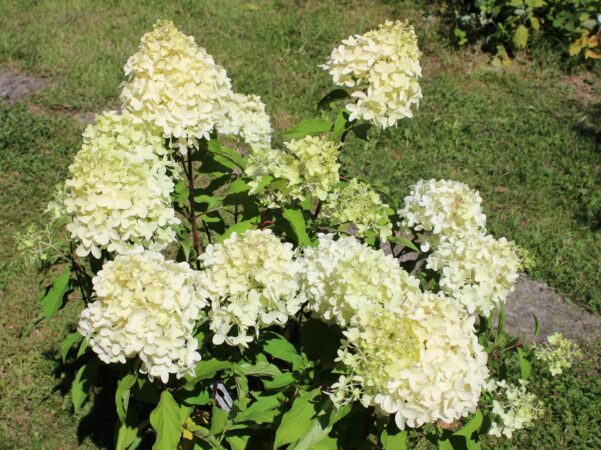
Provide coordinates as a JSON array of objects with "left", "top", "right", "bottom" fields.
[{"left": 0, "top": 0, "right": 599, "bottom": 448}]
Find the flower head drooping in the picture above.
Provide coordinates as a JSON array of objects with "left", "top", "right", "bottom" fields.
[
  {"left": 321, "top": 20, "right": 422, "bottom": 128},
  {"left": 398, "top": 179, "right": 487, "bottom": 251},
  {"left": 426, "top": 234, "right": 520, "bottom": 316},
  {"left": 199, "top": 229, "right": 303, "bottom": 348},
  {"left": 246, "top": 136, "right": 340, "bottom": 206},
  {"left": 487, "top": 380, "right": 544, "bottom": 439},
  {"left": 64, "top": 111, "right": 179, "bottom": 258},
  {"left": 298, "top": 234, "right": 421, "bottom": 327},
  {"left": 331, "top": 292, "right": 489, "bottom": 430},
  {"left": 216, "top": 92, "right": 272, "bottom": 148},
  {"left": 321, "top": 179, "right": 393, "bottom": 242},
  {"left": 78, "top": 252, "right": 206, "bottom": 383},
  {"left": 121, "top": 20, "right": 232, "bottom": 152},
  {"left": 535, "top": 333, "right": 582, "bottom": 376}
]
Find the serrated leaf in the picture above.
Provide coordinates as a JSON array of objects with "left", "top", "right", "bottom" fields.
[
  {"left": 41, "top": 266, "right": 71, "bottom": 319},
  {"left": 116, "top": 372, "right": 137, "bottom": 424},
  {"left": 60, "top": 331, "right": 83, "bottom": 363},
  {"left": 273, "top": 389, "right": 320, "bottom": 448},
  {"left": 72, "top": 359, "right": 99, "bottom": 413},
  {"left": 150, "top": 391, "right": 187, "bottom": 450},
  {"left": 317, "top": 89, "right": 350, "bottom": 110},
  {"left": 513, "top": 25, "right": 529, "bottom": 49},
  {"left": 282, "top": 208, "right": 311, "bottom": 247},
  {"left": 262, "top": 333, "right": 305, "bottom": 371},
  {"left": 228, "top": 178, "right": 250, "bottom": 195},
  {"left": 281, "top": 119, "right": 332, "bottom": 140}
]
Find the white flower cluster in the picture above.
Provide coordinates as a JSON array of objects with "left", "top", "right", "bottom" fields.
[
  {"left": 331, "top": 291, "right": 489, "bottom": 430},
  {"left": 426, "top": 234, "right": 520, "bottom": 316},
  {"left": 321, "top": 179, "right": 393, "bottom": 242},
  {"left": 298, "top": 234, "right": 421, "bottom": 327},
  {"left": 121, "top": 19, "right": 232, "bottom": 151},
  {"left": 199, "top": 230, "right": 303, "bottom": 348},
  {"left": 246, "top": 135, "right": 340, "bottom": 206},
  {"left": 78, "top": 252, "right": 206, "bottom": 383},
  {"left": 64, "top": 111, "right": 179, "bottom": 258},
  {"left": 488, "top": 380, "right": 544, "bottom": 439},
  {"left": 535, "top": 333, "right": 582, "bottom": 376},
  {"left": 398, "top": 178, "right": 486, "bottom": 250},
  {"left": 399, "top": 178, "right": 521, "bottom": 316},
  {"left": 321, "top": 20, "right": 422, "bottom": 128},
  {"left": 216, "top": 92, "right": 272, "bottom": 148}
]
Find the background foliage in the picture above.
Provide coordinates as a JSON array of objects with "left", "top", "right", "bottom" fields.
[{"left": 0, "top": 0, "right": 599, "bottom": 448}]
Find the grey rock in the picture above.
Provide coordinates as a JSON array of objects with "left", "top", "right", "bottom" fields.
[
  {"left": 0, "top": 70, "right": 45, "bottom": 104},
  {"left": 503, "top": 274, "right": 601, "bottom": 344}
]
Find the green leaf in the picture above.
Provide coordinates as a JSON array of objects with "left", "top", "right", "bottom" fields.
[
  {"left": 207, "top": 141, "right": 246, "bottom": 169},
  {"left": 41, "top": 266, "right": 71, "bottom": 319},
  {"left": 381, "top": 428, "right": 407, "bottom": 450},
  {"left": 332, "top": 110, "right": 350, "bottom": 142},
  {"left": 281, "top": 119, "right": 332, "bottom": 140},
  {"left": 150, "top": 391, "right": 187, "bottom": 450},
  {"left": 293, "top": 399, "right": 352, "bottom": 450},
  {"left": 226, "top": 435, "right": 250, "bottom": 450},
  {"left": 532, "top": 313, "right": 540, "bottom": 337},
  {"left": 72, "top": 359, "right": 99, "bottom": 413},
  {"left": 517, "top": 347, "right": 532, "bottom": 380},
  {"left": 262, "top": 333, "right": 305, "bottom": 371},
  {"left": 273, "top": 389, "right": 320, "bottom": 448},
  {"left": 513, "top": 25, "right": 529, "bottom": 49},
  {"left": 210, "top": 405, "right": 229, "bottom": 435},
  {"left": 235, "top": 394, "right": 282, "bottom": 424},
  {"left": 317, "top": 89, "right": 350, "bottom": 110},
  {"left": 351, "top": 122, "right": 371, "bottom": 141},
  {"left": 218, "top": 219, "right": 258, "bottom": 243},
  {"left": 454, "top": 410, "right": 483, "bottom": 437},
  {"left": 263, "top": 372, "right": 296, "bottom": 390},
  {"left": 115, "top": 407, "right": 142, "bottom": 450},
  {"left": 227, "top": 178, "right": 250, "bottom": 195},
  {"left": 237, "top": 361, "right": 282, "bottom": 378},
  {"left": 60, "top": 331, "right": 83, "bottom": 363},
  {"left": 190, "top": 358, "right": 232, "bottom": 381},
  {"left": 282, "top": 208, "right": 311, "bottom": 247},
  {"left": 387, "top": 236, "right": 420, "bottom": 253},
  {"left": 116, "top": 372, "right": 137, "bottom": 424}
]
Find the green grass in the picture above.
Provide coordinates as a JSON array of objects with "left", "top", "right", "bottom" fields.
[{"left": 0, "top": 0, "right": 599, "bottom": 448}]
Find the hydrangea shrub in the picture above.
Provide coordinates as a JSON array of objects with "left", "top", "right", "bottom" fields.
[{"left": 21, "top": 19, "right": 582, "bottom": 449}]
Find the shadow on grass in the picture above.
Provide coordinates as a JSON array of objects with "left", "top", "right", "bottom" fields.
[
  {"left": 45, "top": 348, "right": 118, "bottom": 449},
  {"left": 573, "top": 101, "right": 601, "bottom": 231}
]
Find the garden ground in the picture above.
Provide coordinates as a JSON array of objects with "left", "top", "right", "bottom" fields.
[{"left": 0, "top": 0, "right": 599, "bottom": 448}]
